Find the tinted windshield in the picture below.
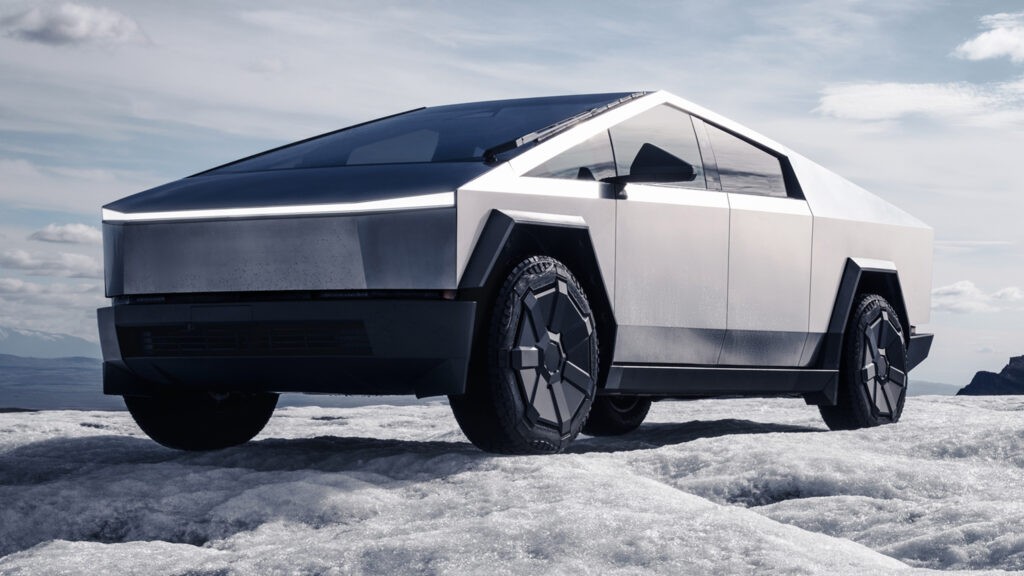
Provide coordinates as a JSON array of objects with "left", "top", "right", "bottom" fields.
[{"left": 211, "top": 93, "right": 634, "bottom": 174}]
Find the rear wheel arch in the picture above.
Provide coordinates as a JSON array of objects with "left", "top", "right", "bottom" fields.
[
  {"left": 459, "top": 209, "right": 617, "bottom": 389},
  {"left": 820, "top": 259, "right": 911, "bottom": 372}
]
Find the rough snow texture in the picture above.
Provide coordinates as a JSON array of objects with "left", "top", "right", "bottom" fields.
[{"left": 1, "top": 397, "right": 1022, "bottom": 575}]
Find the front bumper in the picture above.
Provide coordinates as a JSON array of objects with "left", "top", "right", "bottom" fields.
[{"left": 98, "top": 298, "right": 476, "bottom": 397}]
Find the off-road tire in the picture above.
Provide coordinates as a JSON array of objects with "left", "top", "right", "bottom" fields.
[
  {"left": 820, "top": 294, "right": 908, "bottom": 430},
  {"left": 583, "top": 396, "right": 651, "bottom": 436},
  {"left": 124, "top": 391, "right": 278, "bottom": 450},
  {"left": 450, "top": 256, "right": 599, "bottom": 454}
]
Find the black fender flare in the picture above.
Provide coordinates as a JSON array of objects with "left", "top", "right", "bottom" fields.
[
  {"left": 459, "top": 209, "right": 617, "bottom": 388},
  {"left": 818, "top": 258, "right": 910, "bottom": 372}
]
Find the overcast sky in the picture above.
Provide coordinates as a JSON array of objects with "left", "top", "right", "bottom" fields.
[{"left": 0, "top": 0, "right": 1022, "bottom": 384}]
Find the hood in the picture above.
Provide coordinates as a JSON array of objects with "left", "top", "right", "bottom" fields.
[{"left": 103, "top": 162, "right": 490, "bottom": 217}]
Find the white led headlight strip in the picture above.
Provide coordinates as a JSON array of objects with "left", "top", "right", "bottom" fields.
[{"left": 101, "top": 192, "right": 455, "bottom": 222}]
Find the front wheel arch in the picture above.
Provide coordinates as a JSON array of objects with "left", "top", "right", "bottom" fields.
[{"left": 459, "top": 210, "right": 617, "bottom": 390}]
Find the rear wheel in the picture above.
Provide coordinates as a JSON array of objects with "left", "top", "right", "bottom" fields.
[
  {"left": 819, "top": 294, "right": 907, "bottom": 430},
  {"left": 124, "top": 391, "right": 278, "bottom": 450},
  {"left": 583, "top": 396, "right": 651, "bottom": 436},
  {"left": 450, "top": 256, "right": 599, "bottom": 454}
]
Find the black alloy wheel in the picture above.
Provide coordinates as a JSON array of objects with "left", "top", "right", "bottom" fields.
[
  {"left": 820, "top": 294, "right": 908, "bottom": 430},
  {"left": 450, "top": 255, "right": 599, "bottom": 454}
]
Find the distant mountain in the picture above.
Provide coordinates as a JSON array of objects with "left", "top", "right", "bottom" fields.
[
  {"left": 0, "top": 326, "right": 100, "bottom": 359},
  {"left": 909, "top": 380, "right": 960, "bottom": 396},
  {"left": 958, "top": 356, "right": 1024, "bottom": 395},
  {"left": 0, "top": 354, "right": 118, "bottom": 411},
  {"left": 0, "top": 353, "right": 434, "bottom": 411}
]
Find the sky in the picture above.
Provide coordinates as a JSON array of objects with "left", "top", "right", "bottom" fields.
[{"left": 0, "top": 0, "right": 1022, "bottom": 384}]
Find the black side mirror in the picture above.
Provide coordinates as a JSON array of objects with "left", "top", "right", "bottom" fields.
[{"left": 601, "top": 143, "right": 697, "bottom": 197}]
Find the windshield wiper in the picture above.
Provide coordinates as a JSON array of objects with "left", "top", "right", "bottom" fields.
[{"left": 483, "top": 92, "right": 647, "bottom": 163}]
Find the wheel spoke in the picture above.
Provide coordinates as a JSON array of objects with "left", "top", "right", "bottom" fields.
[
  {"left": 517, "top": 312, "right": 537, "bottom": 348},
  {"left": 563, "top": 361, "right": 593, "bottom": 396},
  {"left": 531, "top": 375, "right": 558, "bottom": 424},
  {"left": 523, "top": 292, "right": 547, "bottom": 341},
  {"left": 888, "top": 367, "right": 907, "bottom": 387},
  {"left": 550, "top": 380, "right": 572, "bottom": 434},
  {"left": 865, "top": 318, "right": 881, "bottom": 363},
  {"left": 561, "top": 307, "right": 593, "bottom": 348},
  {"left": 548, "top": 280, "right": 566, "bottom": 331},
  {"left": 861, "top": 362, "right": 877, "bottom": 384},
  {"left": 873, "top": 380, "right": 889, "bottom": 415},
  {"left": 880, "top": 314, "right": 901, "bottom": 349},
  {"left": 883, "top": 380, "right": 904, "bottom": 415},
  {"left": 511, "top": 346, "right": 541, "bottom": 369},
  {"left": 524, "top": 371, "right": 540, "bottom": 406}
]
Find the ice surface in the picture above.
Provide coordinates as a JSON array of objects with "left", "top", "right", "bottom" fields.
[{"left": 0, "top": 397, "right": 1022, "bottom": 575}]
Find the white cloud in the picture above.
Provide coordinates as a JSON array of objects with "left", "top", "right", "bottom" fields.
[
  {"left": 932, "top": 280, "right": 1024, "bottom": 313},
  {"left": 933, "top": 240, "right": 1014, "bottom": 256},
  {"left": 815, "top": 80, "right": 1024, "bottom": 124},
  {"left": 29, "top": 223, "right": 102, "bottom": 245},
  {"left": 955, "top": 12, "right": 1024, "bottom": 63},
  {"left": 0, "top": 249, "right": 102, "bottom": 279},
  {"left": 821, "top": 13, "right": 1024, "bottom": 126},
  {"left": 0, "top": 158, "right": 157, "bottom": 215},
  {"left": 0, "top": 277, "right": 99, "bottom": 298},
  {"left": 0, "top": 277, "right": 104, "bottom": 340},
  {"left": 1, "top": 2, "right": 145, "bottom": 46}
]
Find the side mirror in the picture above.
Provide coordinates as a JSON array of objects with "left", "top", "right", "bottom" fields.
[{"left": 601, "top": 143, "right": 697, "bottom": 197}]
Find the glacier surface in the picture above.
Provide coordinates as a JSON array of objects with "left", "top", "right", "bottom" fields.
[{"left": 1, "top": 396, "right": 1022, "bottom": 575}]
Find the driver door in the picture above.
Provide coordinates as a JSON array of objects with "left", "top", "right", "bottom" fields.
[{"left": 610, "top": 105, "right": 730, "bottom": 365}]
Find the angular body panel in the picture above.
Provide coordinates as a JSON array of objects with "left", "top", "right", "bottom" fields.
[
  {"left": 613, "top": 185, "right": 729, "bottom": 365},
  {"left": 105, "top": 208, "right": 457, "bottom": 296}
]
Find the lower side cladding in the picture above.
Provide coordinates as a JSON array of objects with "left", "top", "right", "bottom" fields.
[
  {"left": 98, "top": 298, "right": 476, "bottom": 398},
  {"left": 603, "top": 364, "right": 838, "bottom": 405}
]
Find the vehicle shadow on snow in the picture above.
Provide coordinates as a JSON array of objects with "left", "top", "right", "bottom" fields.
[
  {"left": 0, "top": 418, "right": 821, "bottom": 486},
  {"left": 0, "top": 434, "right": 487, "bottom": 486},
  {"left": 569, "top": 419, "right": 823, "bottom": 454}
]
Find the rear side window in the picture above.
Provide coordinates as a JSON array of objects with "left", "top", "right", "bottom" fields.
[
  {"left": 704, "top": 124, "right": 787, "bottom": 198},
  {"left": 525, "top": 132, "right": 616, "bottom": 181},
  {"left": 609, "top": 105, "right": 707, "bottom": 189}
]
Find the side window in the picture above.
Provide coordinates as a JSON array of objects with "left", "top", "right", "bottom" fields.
[
  {"left": 525, "top": 132, "right": 616, "bottom": 181},
  {"left": 704, "top": 123, "right": 787, "bottom": 198},
  {"left": 609, "top": 105, "right": 706, "bottom": 188}
]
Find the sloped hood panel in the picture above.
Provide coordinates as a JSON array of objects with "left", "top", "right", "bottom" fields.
[{"left": 104, "top": 163, "right": 489, "bottom": 214}]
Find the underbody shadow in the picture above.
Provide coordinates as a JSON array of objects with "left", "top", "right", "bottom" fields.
[
  {"left": 568, "top": 419, "right": 824, "bottom": 454},
  {"left": 1, "top": 418, "right": 822, "bottom": 487}
]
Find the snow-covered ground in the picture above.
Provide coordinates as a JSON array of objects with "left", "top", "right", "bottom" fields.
[{"left": 1, "top": 396, "right": 1022, "bottom": 575}]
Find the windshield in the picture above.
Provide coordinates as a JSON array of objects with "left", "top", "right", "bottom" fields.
[{"left": 209, "top": 93, "right": 635, "bottom": 174}]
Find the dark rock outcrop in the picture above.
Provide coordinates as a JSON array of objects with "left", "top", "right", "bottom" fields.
[{"left": 958, "top": 356, "right": 1024, "bottom": 395}]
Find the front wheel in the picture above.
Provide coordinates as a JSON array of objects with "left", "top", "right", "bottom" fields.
[
  {"left": 124, "top": 391, "right": 278, "bottom": 450},
  {"left": 819, "top": 294, "right": 908, "bottom": 430},
  {"left": 450, "top": 255, "right": 599, "bottom": 454}
]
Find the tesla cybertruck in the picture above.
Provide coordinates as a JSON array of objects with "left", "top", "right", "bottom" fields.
[{"left": 98, "top": 91, "right": 933, "bottom": 454}]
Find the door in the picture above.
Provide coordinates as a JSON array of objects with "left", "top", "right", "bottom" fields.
[
  {"left": 699, "top": 120, "right": 813, "bottom": 366},
  {"left": 611, "top": 105, "right": 730, "bottom": 365}
]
